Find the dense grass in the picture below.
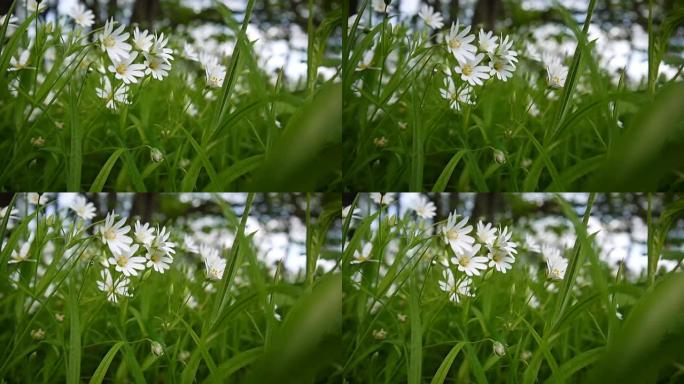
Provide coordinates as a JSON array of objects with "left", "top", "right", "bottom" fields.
[
  {"left": 342, "top": 1, "right": 684, "bottom": 191},
  {"left": 0, "top": 1, "right": 342, "bottom": 191},
  {"left": 0, "top": 193, "right": 341, "bottom": 382},
  {"left": 342, "top": 193, "right": 684, "bottom": 383}
]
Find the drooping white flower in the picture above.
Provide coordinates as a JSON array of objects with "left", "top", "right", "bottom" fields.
[
  {"left": 108, "top": 244, "right": 146, "bottom": 277},
  {"left": 201, "top": 244, "right": 225, "bottom": 280},
  {"left": 543, "top": 245, "right": 567, "bottom": 280},
  {"left": 478, "top": 30, "right": 498, "bottom": 54},
  {"left": 546, "top": 59, "right": 568, "bottom": 89},
  {"left": 438, "top": 269, "right": 474, "bottom": 303},
  {"left": 9, "top": 241, "right": 31, "bottom": 264},
  {"left": 133, "top": 221, "right": 155, "bottom": 246},
  {"left": 352, "top": 242, "right": 377, "bottom": 264},
  {"left": 98, "top": 18, "right": 132, "bottom": 62},
  {"left": 451, "top": 243, "right": 488, "bottom": 276},
  {"left": 441, "top": 212, "right": 474, "bottom": 254},
  {"left": 26, "top": 0, "right": 47, "bottom": 13},
  {"left": 95, "top": 76, "right": 129, "bottom": 110},
  {"left": 370, "top": 193, "right": 395, "bottom": 205},
  {"left": 418, "top": 4, "right": 444, "bottom": 30},
  {"left": 205, "top": 63, "right": 226, "bottom": 88},
  {"left": 9, "top": 49, "right": 30, "bottom": 71},
  {"left": 454, "top": 53, "right": 490, "bottom": 86},
  {"left": 132, "top": 27, "right": 153, "bottom": 52},
  {"left": 108, "top": 52, "right": 146, "bottom": 84},
  {"left": 439, "top": 77, "right": 474, "bottom": 111},
  {"left": 97, "top": 268, "right": 131, "bottom": 303},
  {"left": 144, "top": 54, "right": 171, "bottom": 80},
  {"left": 444, "top": 21, "right": 476, "bottom": 64},
  {"left": 69, "top": 195, "right": 96, "bottom": 220},
  {"left": 69, "top": 3, "right": 95, "bottom": 28},
  {"left": 410, "top": 194, "right": 436, "bottom": 219},
  {"left": 476, "top": 221, "right": 497, "bottom": 246},
  {"left": 99, "top": 211, "right": 133, "bottom": 255}
]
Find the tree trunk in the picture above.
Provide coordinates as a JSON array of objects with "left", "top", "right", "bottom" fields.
[
  {"left": 472, "top": 0, "right": 502, "bottom": 29},
  {"left": 131, "top": 0, "right": 160, "bottom": 27}
]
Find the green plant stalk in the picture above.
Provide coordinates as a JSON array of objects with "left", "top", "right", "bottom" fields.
[
  {"left": 647, "top": 0, "right": 655, "bottom": 95},
  {"left": 306, "top": 0, "right": 316, "bottom": 97},
  {"left": 305, "top": 193, "right": 314, "bottom": 287},
  {"left": 647, "top": 193, "right": 655, "bottom": 286}
]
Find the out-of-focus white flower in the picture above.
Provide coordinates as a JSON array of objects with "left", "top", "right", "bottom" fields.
[
  {"left": 439, "top": 77, "right": 474, "bottom": 111},
  {"left": 439, "top": 269, "right": 474, "bottom": 303},
  {"left": 69, "top": 3, "right": 95, "bottom": 28},
  {"left": 489, "top": 56, "right": 515, "bottom": 81},
  {"left": 10, "top": 241, "right": 31, "bottom": 264},
  {"left": 148, "top": 33, "right": 174, "bottom": 63},
  {"left": 9, "top": 49, "right": 30, "bottom": 71},
  {"left": 546, "top": 58, "right": 567, "bottom": 89},
  {"left": 201, "top": 245, "right": 225, "bottom": 280},
  {"left": 97, "top": 268, "right": 131, "bottom": 303},
  {"left": 98, "top": 19, "right": 132, "bottom": 62},
  {"left": 352, "top": 242, "right": 376, "bottom": 264},
  {"left": 26, "top": 0, "right": 47, "bottom": 13},
  {"left": 478, "top": 29, "right": 498, "bottom": 54},
  {"left": 452, "top": 244, "right": 488, "bottom": 276},
  {"left": 372, "top": 0, "right": 391, "bottom": 14},
  {"left": 30, "top": 328, "right": 45, "bottom": 341},
  {"left": 205, "top": 63, "right": 226, "bottom": 88},
  {"left": 442, "top": 212, "right": 474, "bottom": 254},
  {"left": 454, "top": 53, "right": 490, "bottom": 86},
  {"left": 28, "top": 193, "right": 47, "bottom": 205},
  {"left": 70, "top": 195, "right": 96, "bottom": 220},
  {"left": 150, "top": 147, "right": 164, "bottom": 163},
  {"left": 493, "top": 149, "right": 506, "bottom": 164},
  {"left": 410, "top": 194, "right": 436, "bottom": 219},
  {"left": 418, "top": 4, "right": 443, "bottom": 30},
  {"left": 356, "top": 48, "right": 375, "bottom": 71},
  {"left": 95, "top": 77, "right": 129, "bottom": 110},
  {"left": 134, "top": 221, "right": 155, "bottom": 246},
  {"left": 0, "top": 14, "right": 19, "bottom": 36},
  {"left": 543, "top": 245, "right": 567, "bottom": 280},
  {"left": 370, "top": 193, "right": 395, "bottom": 205},
  {"left": 372, "top": 328, "right": 387, "bottom": 340},
  {"left": 487, "top": 246, "right": 515, "bottom": 273},
  {"left": 133, "top": 27, "right": 153, "bottom": 52},
  {"left": 0, "top": 206, "right": 19, "bottom": 222},
  {"left": 143, "top": 54, "right": 171, "bottom": 80},
  {"left": 109, "top": 244, "right": 146, "bottom": 277},
  {"left": 108, "top": 51, "right": 146, "bottom": 84},
  {"left": 99, "top": 211, "right": 133, "bottom": 255},
  {"left": 151, "top": 341, "right": 164, "bottom": 356},
  {"left": 493, "top": 341, "right": 506, "bottom": 357},
  {"left": 445, "top": 21, "right": 476, "bottom": 64},
  {"left": 342, "top": 205, "right": 361, "bottom": 220}
]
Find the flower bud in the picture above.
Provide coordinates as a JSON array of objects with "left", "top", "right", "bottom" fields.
[
  {"left": 493, "top": 341, "right": 506, "bottom": 357},
  {"left": 150, "top": 148, "right": 164, "bottom": 163}
]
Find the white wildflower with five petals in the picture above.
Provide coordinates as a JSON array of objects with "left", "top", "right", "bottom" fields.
[
  {"left": 444, "top": 21, "right": 476, "bottom": 64},
  {"left": 144, "top": 54, "right": 171, "bottom": 80},
  {"left": 452, "top": 243, "right": 488, "bottom": 276},
  {"left": 439, "top": 77, "right": 474, "bottom": 111},
  {"left": 205, "top": 63, "right": 226, "bottom": 88},
  {"left": 478, "top": 30, "right": 498, "bottom": 54},
  {"left": 95, "top": 77, "right": 129, "bottom": 110},
  {"left": 476, "top": 221, "right": 497, "bottom": 246},
  {"left": 99, "top": 211, "right": 133, "bottom": 255},
  {"left": 26, "top": 0, "right": 47, "bottom": 13},
  {"left": 108, "top": 244, "right": 146, "bottom": 277},
  {"left": 441, "top": 212, "right": 474, "bottom": 254},
  {"left": 439, "top": 269, "right": 474, "bottom": 303},
  {"left": 543, "top": 245, "right": 567, "bottom": 280},
  {"left": 132, "top": 27, "right": 153, "bottom": 52},
  {"left": 454, "top": 53, "right": 490, "bottom": 86},
  {"left": 68, "top": 3, "right": 95, "bottom": 28},
  {"left": 410, "top": 195, "right": 436, "bottom": 219},
  {"left": 108, "top": 52, "right": 146, "bottom": 84},
  {"left": 546, "top": 58, "right": 567, "bottom": 89},
  {"left": 201, "top": 245, "right": 225, "bottom": 280},
  {"left": 98, "top": 19, "right": 132, "bottom": 62},
  {"left": 489, "top": 56, "right": 515, "bottom": 81},
  {"left": 97, "top": 268, "right": 131, "bottom": 303},
  {"left": 370, "top": 193, "right": 395, "bottom": 206},
  {"left": 418, "top": 4, "right": 444, "bottom": 30},
  {"left": 69, "top": 195, "right": 96, "bottom": 220},
  {"left": 133, "top": 221, "right": 155, "bottom": 246}
]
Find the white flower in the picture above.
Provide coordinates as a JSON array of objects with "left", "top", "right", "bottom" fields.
[
  {"left": 69, "top": 195, "right": 96, "bottom": 220},
  {"left": 454, "top": 53, "right": 490, "bottom": 86},
  {"left": 69, "top": 3, "right": 95, "bottom": 28},
  {"left": 9, "top": 241, "right": 31, "bottom": 264},
  {"left": 26, "top": 0, "right": 47, "bottom": 13},
  {"left": 410, "top": 195, "right": 436, "bottom": 219},
  {"left": 97, "top": 268, "right": 131, "bottom": 303},
  {"left": 478, "top": 30, "right": 498, "bottom": 54},
  {"left": 183, "top": 43, "right": 199, "bottom": 61},
  {"left": 183, "top": 235, "right": 199, "bottom": 253},
  {"left": 201, "top": 245, "right": 225, "bottom": 280},
  {"left": 476, "top": 221, "right": 497, "bottom": 246},
  {"left": 9, "top": 49, "right": 30, "bottom": 71},
  {"left": 342, "top": 205, "right": 361, "bottom": 220},
  {"left": 132, "top": 27, "right": 153, "bottom": 52},
  {"left": 147, "top": 226, "right": 175, "bottom": 258},
  {"left": 546, "top": 59, "right": 567, "bottom": 89},
  {"left": 352, "top": 242, "right": 376, "bottom": 264},
  {"left": 441, "top": 212, "right": 474, "bottom": 254},
  {"left": 493, "top": 341, "right": 506, "bottom": 357},
  {"left": 489, "top": 56, "right": 515, "bottom": 81},
  {"left": 144, "top": 54, "right": 171, "bottom": 80},
  {"left": 543, "top": 245, "right": 567, "bottom": 280},
  {"left": 451, "top": 244, "right": 488, "bottom": 276},
  {"left": 370, "top": 193, "right": 395, "bottom": 205},
  {"left": 205, "top": 63, "right": 226, "bottom": 88},
  {"left": 145, "top": 244, "right": 172, "bottom": 273},
  {"left": 28, "top": 193, "right": 47, "bottom": 205},
  {"left": 133, "top": 221, "right": 155, "bottom": 246},
  {"left": 444, "top": 21, "right": 476, "bottom": 64},
  {"left": 492, "top": 226, "right": 517, "bottom": 257},
  {"left": 487, "top": 246, "right": 515, "bottom": 273},
  {"left": 0, "top": 206, "right": 19, "bottom": 222},
  {"left": 372, "top": 0, "right": 390, "bottom": 13},
  {"left": 108, "top": 52, "right": 146, "bottom": 84},
  {"left": 418, "top": 4, "right": 443, "bottom": 30},
  {"left": 356, "top": 48, "right": 375, "bottom": 71},
  {"left": 95, "top": 76, "right": 129, "bottom": 110},
  {"left": 151, "top": 341, "right": 164, "bottom": 357},
  {"left": 98, "top": 19, "right": 132, "bottom": 62},
  {"left": 108, "top": 244, "right": 146, "bottom": 277},
  {"left": 494, "top": 35, "right": 518, "bottom": 64},
  {"left": 0, "top": 14, "right": 19, "bottom": 36},
  {"left": 148, "top": 33, "right": 173, "bottom": 63},
  {"left": 438, "top": 269, "right": 473, "bottom": 303},
  {"left": 99, "top": 211, "right": 133, "bottom": 255},
  {"left": 439, "top": 77, "right": 474, "bottom": 111}
]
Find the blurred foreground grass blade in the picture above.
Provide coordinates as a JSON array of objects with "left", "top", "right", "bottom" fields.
[
  {"left": 89, "top": 149, "right": 125, "bottom": 192},
  {"left": 408, "top": 276, "right": 422, "bottom": 384},
  {"left": 243, "top": 274, "right": 341, "bottom": 384},
  {"left": 88, "top": 342, "right": 124, "bottom": 384},
  {"left": 67, "top": 281, "right": 81, "bottom": 384},
  {"left": 590, "top": 272, "right": 684, "bottom": 383},
  {"left": 431, "top": 150, "right": 466, "bottom": 192},
  {"left": 430, "top": 342, "right": 466, "bottom": 384},
  {"left": 589, "top": 82, "right": 684, "bottom": 190},
  {"left": 202, "top": 347, "right": 263, "bottom": 383},
  {"left": 250, "top": 83, "right": 341, "bottom": 191}
]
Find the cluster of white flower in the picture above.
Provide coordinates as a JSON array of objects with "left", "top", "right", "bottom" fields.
[
  {"left": 94, "top": 18, "right": 174, "bottom": 109},
  {"left": 96, "top": 211, "right": 176, "bottom": 302}
]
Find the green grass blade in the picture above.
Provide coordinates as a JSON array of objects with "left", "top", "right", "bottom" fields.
[
  {"left": 430, "top": 342, "right": 466, "bottom": 384},
  {"left": 432, "top": 150, "right": 466, "bottom": 192},
  {"left": 408, "top": 276, "right": 422, "bottom": 384},
  {"left": 89, "top": 149, "right": 125, "bottom": 192},
  {"left": 67, "top": 281, "right": 81, "bottom": 384},
  {"left": 88, "top": 342, "right": 124, "bottom": 384}
]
